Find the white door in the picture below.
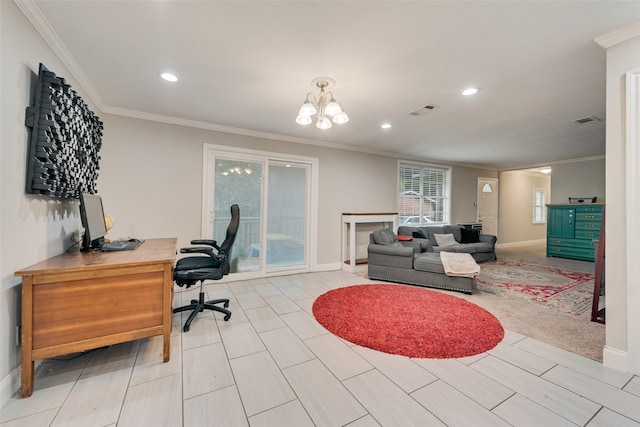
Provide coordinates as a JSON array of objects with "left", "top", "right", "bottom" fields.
[{"left": 477, "top": 178, "right": 499, "bottom": 237}]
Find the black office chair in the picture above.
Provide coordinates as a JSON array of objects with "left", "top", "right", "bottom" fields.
[{"left": 173, "top": 204, "right": 239, "bottom": 332}]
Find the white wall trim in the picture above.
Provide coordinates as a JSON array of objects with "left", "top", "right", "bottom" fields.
[
  {"left": 603, "top": 346, "right": 631, "bottom": 373},
  {"left": 624, "top": 68, "right": 640, "bottom": 375},
  {"left": 0, "top": 368, "right": 20, "bottom": 409},
  {"left": 495, "top": 239, "right": 546, "bottom": 249},
  {"left": 595, "top": 20, "right": 640, "bottom": 49}
]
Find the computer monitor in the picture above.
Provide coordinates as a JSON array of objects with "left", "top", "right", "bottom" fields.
[{"left": 79, "top": 192, "right": 108, "bottom": 251}]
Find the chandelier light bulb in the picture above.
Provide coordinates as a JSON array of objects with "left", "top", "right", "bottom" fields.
[
  {"left": 296, "top": 114, "right": 312, "bottom": 125},
  {"left": 332, "top": 111, "right": 349, "bottom": 124},
  {"left": 316, "top": 116, "right": 332, "bottom": 130},
  {"left": 298, "top": 100, "right": 317, "bottom": 116},
  {"left": 324, "top": 97, "right": 342, "bottom": 116}
]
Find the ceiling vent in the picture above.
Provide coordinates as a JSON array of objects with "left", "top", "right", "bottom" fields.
[
  {"left": 409, "top": 105, "right": 438, "bottom": 116},
  {"left": 573, "top": 116, "right": 601, "bottom": 124}
]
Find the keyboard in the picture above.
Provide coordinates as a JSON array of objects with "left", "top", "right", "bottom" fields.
[{"left": 102, "top": 240, "right": 143, "bottom": 251}]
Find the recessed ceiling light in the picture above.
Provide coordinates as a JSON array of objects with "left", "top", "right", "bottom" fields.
[
  {"left": 160, "top": 72, "right": 178, "bottom": 82},
  {"left": 381, "top": 123, "right": 392, "bottom": 129},
  {"left": 462, "top": 87, "right": 479, "bottom": 96}
]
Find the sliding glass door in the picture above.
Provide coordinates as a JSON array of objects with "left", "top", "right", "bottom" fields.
[
  {"left": 204, "top": 145, "right": 316, "bottom": 276},
  {"left": 266, "top": 162, "right": 307, "bottom": 269}
]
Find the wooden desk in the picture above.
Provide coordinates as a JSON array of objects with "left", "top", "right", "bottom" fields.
[{"left": 15, "top": 238, "right": 177, "bottom": 398}]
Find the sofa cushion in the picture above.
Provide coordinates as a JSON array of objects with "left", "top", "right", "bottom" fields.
[
  {"left": 434, "top": 233, "right": 457, "bottom": 247},
  {"left": 433, "top": 245, "right": 477, "bottom": 254},
  {"left": 413, "top": 253, "right": 445, "bottom": 274},
  {"left": 372, "top": 228, "right": 397, "bottom": 245},
  {"left": 460, "top": 228, "right": 481, "bottom": 243},
  {"left": 425, "top": 226, "right": 446, "bottom": 243},
  {"left": 443, "top": 225, "right": 463, "bottom": 243},
  {"left": 463, "top": 242, "right": 494, "bottom": 253}
]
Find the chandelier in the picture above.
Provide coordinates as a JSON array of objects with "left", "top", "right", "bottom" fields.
[{"left": 295, "top": 78, "right": 349, "bottom": 129}]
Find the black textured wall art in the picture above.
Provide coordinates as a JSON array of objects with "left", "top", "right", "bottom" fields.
[{"left": 24, "top": 63, "right": 103, "bottom": 198}]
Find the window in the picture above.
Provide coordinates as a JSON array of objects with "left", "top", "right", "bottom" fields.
[
  {"left": 533, "top": 189, "right": 546, "bottom": 223},
  {"left": 399, "top": 163, "right": 450, "bottom": 225}
]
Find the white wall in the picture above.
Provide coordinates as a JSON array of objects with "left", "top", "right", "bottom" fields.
[
  {"left": 1, "top": 3, "right": 497, "bottom": 404},
  {"left": 97, "top": 115, "right": 408, "bottom": 268},
  {"left": 0, "top": 1, "right": 97, "bottom": 404},
  {"left": 450, "top": 166, "right": 498, "bottom": 226},
  {"left": 550, "top": 158, "right": 605, "bottom": 204},
  {"left": 599, "top": 29, "right": 640, "bottom": 373},
  {"left": 498, "top": 170, "right": 550, "bottom": 244}
]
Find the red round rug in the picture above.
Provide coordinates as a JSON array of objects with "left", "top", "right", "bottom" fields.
[{"left": 312, "top": 284, "right": 504, "bottom": 358}]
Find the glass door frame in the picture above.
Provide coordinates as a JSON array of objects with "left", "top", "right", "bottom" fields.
[{"left": 202, "top": 143, "right": 319, "bottom": 280}]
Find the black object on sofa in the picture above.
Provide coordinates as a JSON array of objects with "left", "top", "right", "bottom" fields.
[
  {"left": 367, "top": 228, "right": 476, "bottom": 294},
  {"left": 397, "top": 224, "right": 497, "bottom": 263}
]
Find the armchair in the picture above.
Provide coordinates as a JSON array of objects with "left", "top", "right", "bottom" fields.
[{"left": 173, "top": 204, "right": 239, "bottom": 332}]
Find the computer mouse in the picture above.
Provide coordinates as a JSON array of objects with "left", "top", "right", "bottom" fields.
[{"left": 128, "top": 238, "right": 140, "bottom": 243}]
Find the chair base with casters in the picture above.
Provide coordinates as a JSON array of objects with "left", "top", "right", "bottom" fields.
[
  {"left": 172, "top": 204, "right": 240, "bottom": 332},
  {"left": 173, "top": 280, "right": 231, "bottom": 332}
]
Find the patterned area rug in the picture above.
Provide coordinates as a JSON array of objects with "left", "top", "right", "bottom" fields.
[
  {"left": 474, "top": 260, "right": 595, "bottom": 315},
  {"left": 312, "top": 284, "right": 504, "bottom": 358}
]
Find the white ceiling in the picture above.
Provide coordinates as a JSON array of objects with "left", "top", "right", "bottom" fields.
[{"left": 22, "top": 1, "right": 640, "bottom": 170}]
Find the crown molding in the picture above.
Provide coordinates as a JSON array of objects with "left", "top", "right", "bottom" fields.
[
  {"left": 595, "top": 20, "right": 640, "bottom": 49},
  {"left": 13, "top": 0, "right": 106, "bottom": 111}
]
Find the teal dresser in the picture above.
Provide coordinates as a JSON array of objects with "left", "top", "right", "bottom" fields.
[{"left": 546, "top": 204, "right": 603, "bottom": 261}]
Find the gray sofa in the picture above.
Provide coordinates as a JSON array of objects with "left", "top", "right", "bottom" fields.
[{"left": 367, "top": 226, "right": 497, "bottom": 294}]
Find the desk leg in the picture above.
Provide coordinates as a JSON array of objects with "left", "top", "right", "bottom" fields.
[
  {"left": 162, "top": 264, "right": 172, "bottom": 363},
  {"left": 21, "top": 277, "right": 34, "bottom": 397}
]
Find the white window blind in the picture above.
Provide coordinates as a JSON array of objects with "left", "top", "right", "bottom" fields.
[{"left": 399, "top": 163, "right": 449, "bottom": 224}]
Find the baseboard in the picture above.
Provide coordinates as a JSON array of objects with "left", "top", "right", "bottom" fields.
[
  {"left": 1, "top": 367, "right": 20, "bottom": 408},
  {"left": 495, "top": 239, "right": 546, "bottom": 249},
  {"left": 603, "top": 345, "right": 634, "bottom": 374},
  {"left": 314, "top": 262, "right": 342, "bottom": 272}
]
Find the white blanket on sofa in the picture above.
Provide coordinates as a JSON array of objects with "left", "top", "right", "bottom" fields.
[{"left": 440, "top": 252, "right": 481, "bottom": 278}]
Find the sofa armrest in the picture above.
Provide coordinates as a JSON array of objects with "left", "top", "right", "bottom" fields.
[
  {"left": 479, "top": 234, "right": 497, "bottom": 246},
  {"left": 367, "top": 244, "right": 414, "bottom": 269}
]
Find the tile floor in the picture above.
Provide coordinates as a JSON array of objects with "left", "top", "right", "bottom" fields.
[{"left": 1, "top": 269, "right": 639, "bottom": 427}]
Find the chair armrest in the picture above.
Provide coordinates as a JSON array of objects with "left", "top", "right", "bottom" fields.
[
  {"left": 190, "top": 239, "right": 219, "bottom": 249},
  {"left": 180, "top": 246, "right": 216, "bottom": 257},
  {"left": 479, "top": 234, "right": 497, "bottom": 245}
]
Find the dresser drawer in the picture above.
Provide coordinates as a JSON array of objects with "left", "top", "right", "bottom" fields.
[
  {"left": 547, "top": 237, "right": 594, "bottom": 249},
  {"left": 576, "top": 212, "right": 602, "bottom": 222},
  {"left": 547, "top": 245, "right": 596, "bottom": 261},
  {"left": 575, "top": 205, "right": 602, "bottom": 214},
  {"left": 575, "top": 221, "right": 600, "bottom": 231},
  {"left": 575, "top": 229, "right": 600, "bottom": 240}
]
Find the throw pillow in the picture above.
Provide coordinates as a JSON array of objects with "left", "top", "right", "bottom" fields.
[
  {"left": 397, "top": 235, "right": 413, "bottom": 241},
  {"left": 412, "top": 229, "right": 427, "bottom": 239},
  {"left": 433, "top": 233, "right": 458, "bottom": 247},
  {"left": 460, "top": 228, "right": 481, "bottom": 243}
]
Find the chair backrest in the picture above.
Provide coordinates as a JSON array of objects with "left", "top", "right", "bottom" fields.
[{"left": 219, "top": 204, "right": 240, "bottom": 275}]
